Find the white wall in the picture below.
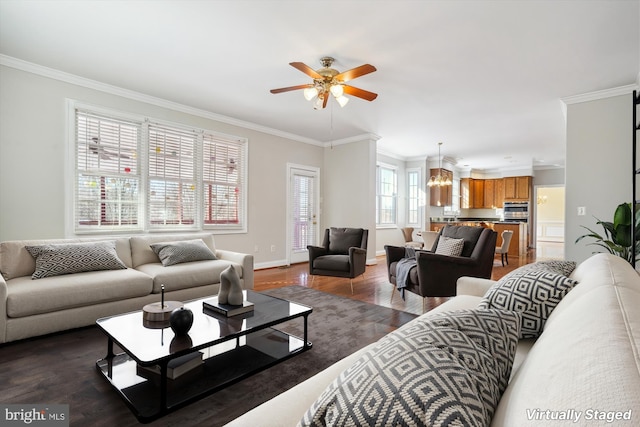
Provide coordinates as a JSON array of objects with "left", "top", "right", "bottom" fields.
[
  {"left": 534, "top": 168, "right": 565, "bottom": 186},
  {"left": 323, "top": 137, "right": 377, "bottom": 263},
  {"left": 565, "top": 93, "right": 632, "bottom": 263},
  {"left": 0, "top": 65, "right": 324, "bottom": 268}
]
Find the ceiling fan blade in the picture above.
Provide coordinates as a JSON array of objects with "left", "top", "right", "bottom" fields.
[
  {"left": 343, "top": 85, "right": 378, "bottom": 101},
  {"left": 289, "top": 62, "right": 322, "bottom": 79},
  {"left": 322, "top": 94, "right": 329, "bottom": 109},
  {"left": 335, "top": 64, "right": 376, "bottom": 82},
  {"left": 270, "top": 84, "right": 313, "bottom": 94}
]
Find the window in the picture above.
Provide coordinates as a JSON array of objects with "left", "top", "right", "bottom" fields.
[
  {"left": 202, "top": 133, "right": 246, "bottom": 228},
  {"left": 148, "top": 123, "right": 197, "bottom": 229},
  {"left": 75, "top": 110, "right": 142, "bottom": 232},
  {"left": 376, "top": 164, "right": 397, "bottom": 225},
  {"left": 71, "top": 102, "right": 247, "bottom": 234},
  {"left": 444, "top": 178, "right": 460, "bottom": 217},
  {"left": 407, "top": 169, "right": 421, "bottom": 226}
]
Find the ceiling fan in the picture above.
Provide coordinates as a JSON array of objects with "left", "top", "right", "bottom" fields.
[{"left": 270, "top": 57, "right": 377, "bottom": 109}]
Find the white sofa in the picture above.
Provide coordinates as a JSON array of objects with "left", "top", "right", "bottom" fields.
[
  {"left": 227, "top": 253, "right": 640, "bottom": 426},
  {"left": 0, "top": 233, "right": 253, "bottom": 344}
]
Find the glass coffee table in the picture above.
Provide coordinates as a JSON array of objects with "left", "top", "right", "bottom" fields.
[{"left": 96, "top": 290, "right": 312, "bottom": 423}]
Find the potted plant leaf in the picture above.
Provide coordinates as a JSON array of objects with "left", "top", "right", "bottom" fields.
[{"left": 575, "top": 202, "right": 640, "bottom": 265}]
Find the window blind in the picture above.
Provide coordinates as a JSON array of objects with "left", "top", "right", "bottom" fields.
[
  {"left": 147, "top": 123, "right": 197, "bottom": 229},
  {"left": 71, "top": 102, "right": 247, "bottom": 233},
  {"left": 75, "top": 110, "right": 142, "bottom": 232},
  {"left": 202, "top": 133, "right": 245, "bottom": 229}
]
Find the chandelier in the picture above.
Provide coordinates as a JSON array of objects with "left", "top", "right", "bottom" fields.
[{"left": 427, "top": 142, "right": 452, "bottom": 187}]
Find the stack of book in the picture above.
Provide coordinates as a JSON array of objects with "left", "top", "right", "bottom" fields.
[
  {"left": 137, "top": 351, "right": 203, "bottom": 380},
  {"left": 203, "top": 296, "right": 254, "bottom": 317}
]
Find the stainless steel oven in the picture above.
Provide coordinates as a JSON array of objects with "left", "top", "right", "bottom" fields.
[{"left": 503, "top": 201, "right": 529, "bottom": 222}]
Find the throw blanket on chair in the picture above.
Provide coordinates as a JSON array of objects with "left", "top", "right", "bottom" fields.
[{"left": 395, "top": 248, "right": 417, "bottom": 300}]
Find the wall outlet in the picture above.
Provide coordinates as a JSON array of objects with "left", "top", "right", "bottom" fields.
[
  {"left": 270, "top": 245, "right": 276, "bottom": 253},
  {"left": 577, "top": 206, "right": 586, "bottom": 216},
  {"left": 254, "top": 245, "right": 259, "bottom": 253}
]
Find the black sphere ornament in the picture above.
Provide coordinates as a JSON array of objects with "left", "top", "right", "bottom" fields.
[{"left": 170, "top": 307, "right": 193, "bottom": 336}]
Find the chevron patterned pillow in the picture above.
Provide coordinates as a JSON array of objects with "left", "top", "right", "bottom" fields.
[
  {"left": 150, "top": 239, "right": 217, "bottom": 266},
  {"left": 478, "top": 268, "right": 578, "bottom": 339},
  {"left": 25, "top": 241, "right": 127, "bottom": 279},
  {"left": 434, "top": 236, "right": 465, "bottom": 256},
  {"left": 299, "top": 309, "right": 521, "bottom": 427}
]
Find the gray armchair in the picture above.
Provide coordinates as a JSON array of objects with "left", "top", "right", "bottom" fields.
[
  {"left": 308, "top": 227, "right": 368, "bottom": 293},
  {"left": 385, "top": 225, "right": 497, "bottom": 310}
]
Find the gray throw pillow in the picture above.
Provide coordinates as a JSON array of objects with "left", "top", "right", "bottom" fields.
[
  {"left": 150, "top": 239, "right": 217, "bottom": 266},
  {"left": 25, "top": 241, "right": 127, "bottom": 279},
  {"left": 434, "top": 235, "right": 465, "bottom": 256},
  {"left": 299, "top": 309, "right": 521, "bottom": 427},
  {"left": 478, "top": 266, "right": 578, "bottom": 339}
]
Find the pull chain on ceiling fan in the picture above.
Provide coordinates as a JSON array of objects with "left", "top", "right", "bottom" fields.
[{"left": 270, "top": 57, "right": 378, "bottom": 109}]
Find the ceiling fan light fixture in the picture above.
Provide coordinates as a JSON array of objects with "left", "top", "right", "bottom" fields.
[
  {"left": 303, "top": 87, "right": 318, "bottom": 101},
  {"left": 330, "top": 83, "right": 344, "bottom": 97},
  {"left": 336, "top": 95, "right": 349, "bottom": 108},
  {"left": 271, "top": 57, "right": 377, "bottom": 109},
  {"left": 313, "top": 96, "right": 324, "bottom": 110}
]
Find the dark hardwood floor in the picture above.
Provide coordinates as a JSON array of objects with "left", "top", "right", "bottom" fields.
[
  {"left": 0, "top": 244, "right": 559, "bottom": 427},
  {"left": 254, "top": 245, "right": 554, "bottom": 316}
]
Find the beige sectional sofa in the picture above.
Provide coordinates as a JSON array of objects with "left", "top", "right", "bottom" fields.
[
  {"left": 0, "top": 233, "right": 253, "bottom": 343},
  {"left": 227, "top": 253, "right": 639, "bottom": 426}
]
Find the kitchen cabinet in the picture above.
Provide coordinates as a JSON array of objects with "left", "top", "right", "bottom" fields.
[
  {"left": 473, "top": 179, "right": 484, "bottom": 208},
  {"left": 461, "top": 178, "right": 504, "bottom": 208},
  {"left": 483, "top": 179, "right": 495, "bottom": 208},
  {"left": 504, "top": 176, "right": 531, "bottom": 201},
  {"left": 494, "top": 179, "right": 504, "bottom": 208},
  {"left": 429, "top": 168, "right": 453, "bottom": 206},
  {"left": 460, "top": 178, "right": 471, "bottom": 209},
  {"left": 460, "top": 178, "right": 483, "bottom": 209}
]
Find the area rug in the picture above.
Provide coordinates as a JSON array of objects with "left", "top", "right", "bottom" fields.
[{"left": 0, "top": 286, "right": 416, "bottom": 426}]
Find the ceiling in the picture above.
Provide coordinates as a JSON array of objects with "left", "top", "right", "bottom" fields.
[{"left": 1, "top": 0, "right": 638, "bottom": 171}]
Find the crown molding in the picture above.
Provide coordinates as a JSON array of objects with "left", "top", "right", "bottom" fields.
[
  {"left": 0, "top": 54, "right": 324, "bottom": 147},
  {"left": 561, "top": 83, "right": 638, "bottom": 105},
  {"left": 326, "top": 133, "right": 381, "bottom": 148}
]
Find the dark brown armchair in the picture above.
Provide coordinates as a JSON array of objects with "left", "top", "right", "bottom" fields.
[
  {"left": 308, "top": 227, "right": 368, "bottom": 293},
  {"left": 385, "top": 225, "right": 497, "bottom": 309}
]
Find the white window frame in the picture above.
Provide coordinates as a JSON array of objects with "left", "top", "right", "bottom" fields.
[
  {"left": 66, "top": 100, "right": 248, "bottom": 235},
  {"left": 376, "top": 162, "right": 398, "bottom": 227},
  {"left": 407, "top": 168, "right": 422, "bottom": 226}
]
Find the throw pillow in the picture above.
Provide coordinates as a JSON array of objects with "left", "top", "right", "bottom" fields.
[
  {"left": 25, "top": 241, "right": 127, "bottom": 279},
  {"left": 149, "top": 239, "right": 217, "bottom": 266},
  {"left": 478, "top": 268, "right": 578, "bottom": 339},
  {"left": 500, "top": 260, "right": 577, "bottom": 282},
  {"left": 298, "top": 309, "right": 521, "bottom": 427},
  {"left": 434, "top": 235, "right": 465, "bottom": 256}
]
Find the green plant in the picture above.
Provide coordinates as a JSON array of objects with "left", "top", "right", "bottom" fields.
[{"left": 575, "top": 202, "right": 640, "bottom": 264}]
